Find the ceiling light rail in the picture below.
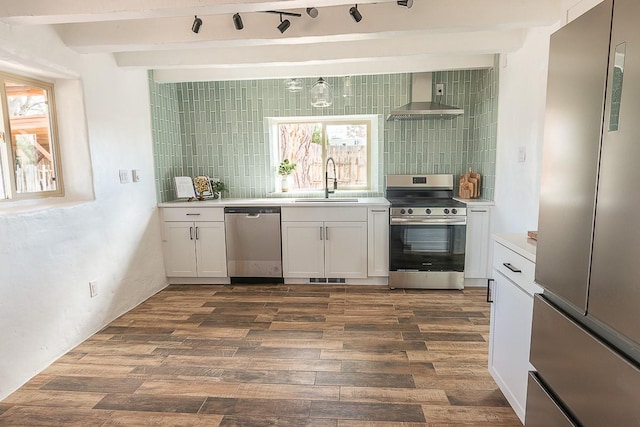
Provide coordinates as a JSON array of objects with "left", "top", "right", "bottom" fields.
[{"left": 225, "top": 4, "right": 412, "bottom": 34}]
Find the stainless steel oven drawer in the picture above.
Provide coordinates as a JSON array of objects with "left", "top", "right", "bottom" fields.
[
  {"left": 524, "top": 372, "right": 576, "bottom": 427},
  {"left": 530, "top": 295, "right": 640, "bottom": 425}
]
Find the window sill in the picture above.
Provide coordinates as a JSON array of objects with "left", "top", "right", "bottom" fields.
[{"left": 0, "top": 197, "right": 94, "bottom": 216}]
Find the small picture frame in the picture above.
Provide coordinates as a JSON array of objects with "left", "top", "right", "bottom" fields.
[{"left": 193, "top": 175, "right": 213, "bottom": 199}]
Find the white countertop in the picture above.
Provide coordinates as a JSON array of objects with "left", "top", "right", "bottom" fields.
[
  {"left": 454, "top": 197, "right": 495, "bottom": 206},
  {"left": 493, "top": 233, "right": 537, "bottom": 262},
  {"left": 158, "top": 197, "right": 390, "bottom": 208}
]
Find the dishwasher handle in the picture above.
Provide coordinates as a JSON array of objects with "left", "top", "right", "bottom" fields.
[{"left": 224, "top": 206, "right": 281, "bottom": 215}]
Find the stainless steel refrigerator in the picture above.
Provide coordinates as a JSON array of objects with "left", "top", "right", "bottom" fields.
[{"left": 528, "top": 0, "right": 640, "bottom": 425}]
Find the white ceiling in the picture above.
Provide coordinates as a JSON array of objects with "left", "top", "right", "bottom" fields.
[{"left": 0, "top": 0, "right": 563, "bottom": 82}]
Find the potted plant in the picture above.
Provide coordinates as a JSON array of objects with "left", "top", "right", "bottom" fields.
[
  {"left": 278, "top": 159, "right": 297, "bottom": 192},
  {"left": 210, "top": 178, "right": 228, "bottom": 199}
]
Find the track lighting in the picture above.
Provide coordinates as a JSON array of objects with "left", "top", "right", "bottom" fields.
[
  {"left": 397, "top": 0, "right": 414, "bottom": 7},
  {"left": 191, "top": 15, "right": 202, "bottom": 33},
  {"left": 233, "top": 13, "right": 243, "bottom": 30},
  {"left": 277, "top": 14, "right": 291, "bottom": 33},
  {"left": 306, "top": 7, "right": 319, "bottom": 18},
  {"left": 349, "top": 5, "right": 362, "bottom": 23}
]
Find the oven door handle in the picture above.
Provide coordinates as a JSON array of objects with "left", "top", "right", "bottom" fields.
[{"left": 390, "top": 217, "right": 467, "bottom": 225}]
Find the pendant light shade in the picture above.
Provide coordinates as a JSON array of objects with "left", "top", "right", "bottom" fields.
[
  {"left": 342, "top": 76, "right": 352, "bottom": 98},
  {"left": 284, "top": 78, "right": 303, "bottom": 92},
  {"left": 310, "top": 78, "right": 333, "bottom": 107}
]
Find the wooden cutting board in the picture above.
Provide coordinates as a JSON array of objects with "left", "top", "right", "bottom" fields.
[{"left": 459, "top": 167, "right": 481, "bottom": 199}]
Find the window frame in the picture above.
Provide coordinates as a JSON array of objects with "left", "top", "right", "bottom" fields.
[
  {"left": 0, "top": 71, "right": 64, "bottom": 201},
  {"left": 268, "top": 114, "right": 378, "bottom": 194}
]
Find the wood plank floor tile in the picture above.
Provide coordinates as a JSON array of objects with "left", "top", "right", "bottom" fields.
[
  {"left": 102, "top": 411, "right": 224, "bottom": 426},
  {"left": 0, "top": 285, "right": 519, "bottom": 426},
  {"left": 422, "top": 405, "right": 521, "bottom": 425},
  {"left": 316, "top": 372, "right": 415, "bottom": 388},
  {"left": 339, "top": 386, "right": 449, "bottom": 404},
  {"left": 0, "top": 406, "right": 112, "bottom": 426},
  {"left": 200, "top": 397, "right": 311, "bottom": 417},
  {"left": 41, "top": 376, "right": 144, "bottom": 394},
  {"left": 310, "top": 401, "right": 426, "bottom": 422},
  {"left": 94, "top": 393, "right": 206, "bottom": 413},
  {"left": 134, "top": 380, "right": 239, "bottom": 397},
  {"left": 1, "top": 390, "right": 106, "bottom": 408}
]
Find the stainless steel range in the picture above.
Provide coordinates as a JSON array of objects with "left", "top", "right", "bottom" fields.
[{"left": 386, "top": 174, "right": 467, "bottom": 290}]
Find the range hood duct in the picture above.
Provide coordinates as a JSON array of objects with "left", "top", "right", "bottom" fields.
[{"left": 387, "top": 73, "right": 464, "bottom": 121}]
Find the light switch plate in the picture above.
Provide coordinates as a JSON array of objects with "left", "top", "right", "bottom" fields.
[
  {"left": 132, "top": 169, "right": 140, "bottom": 182},
  {"left": 119, "top": 169, "right": 129, "bottom": 183}
]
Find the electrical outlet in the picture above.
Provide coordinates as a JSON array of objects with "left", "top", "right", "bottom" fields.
[
  {"left": 132, "top": 169, "right": 141, "bottom": 182},
  {"left": 436, "top": 84, "right": 445, "bottom": 96},
  {"left": 89, "top": 280, "right": 98, "bottom": 298}
]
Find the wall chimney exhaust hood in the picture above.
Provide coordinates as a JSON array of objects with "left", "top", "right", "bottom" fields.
[{"left": 387, "top": 73, "right": 464, "bottom": 121}]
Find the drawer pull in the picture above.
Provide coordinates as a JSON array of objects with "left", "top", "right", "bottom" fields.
[
  {"left": 186, "top": 213, "right": 201, "bottom": 216},
  {"left": 503, "top": 262, "right": 522, "bottom": 273},
  {"left": 371, "top": 209, "right": 387, "bottom": 213}
]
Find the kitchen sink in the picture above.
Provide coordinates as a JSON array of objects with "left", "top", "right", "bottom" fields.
[{"left": 294, "top": 198, "right": 359, "bottom": 203}]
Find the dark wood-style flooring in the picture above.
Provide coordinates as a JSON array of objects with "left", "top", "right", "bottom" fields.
[{"left": 0, "top": 284, "right": 521, "bottom": 426}]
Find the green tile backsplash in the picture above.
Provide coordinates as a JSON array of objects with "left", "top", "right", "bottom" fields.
[{"left": 150, "top": 67, "right": 497, "bottom": 202}]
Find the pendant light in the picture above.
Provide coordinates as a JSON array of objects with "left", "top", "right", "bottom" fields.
[
  {"left": 342, "top": 76, "right": 352, "bottom": 98},
  {"left": 310, "top": 77, "right": 333, "bottom": 107},
  {"left": 284, "top": 78, "right": 303, "bottom": 92}
]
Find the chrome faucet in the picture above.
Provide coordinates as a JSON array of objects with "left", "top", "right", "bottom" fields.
[{"left": 325, "top": 156, "right": 337, "bottom": 198}]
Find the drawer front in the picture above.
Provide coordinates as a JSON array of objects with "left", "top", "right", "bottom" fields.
[
  {"left": 525, "top": 372, "right": 576, "bottom": 427},
  {"left": 162, "top": 207, "right": 224, "bottom": 222},
  {"left": 493, "top": 241, "right": 536, "bottom": 289},
  {"left": 281, "top": 206, "right": 367, "bottom": 222},
  {"left": 530, "top": 295, "right": 640, "bottom": 426}
]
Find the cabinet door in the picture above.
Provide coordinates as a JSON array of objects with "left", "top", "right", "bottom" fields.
[
  {"left": 195, "top": 222, "right": 227, "bottom": 277},
  {"left": 489, "top": 272, "right": 535, "bottom": 423},
  {"left": 368, "top": 208, "right": 389, "bottom": 277},
  {"left": 325, "top": 222, "right": 367, "bottom": 278},
  {"left": 281, "top": 221, "right": 324, "bottom": 278},
  {"left": 464, "top": 207, "right": 491, "bottom": 279},
  {"left": 163, "top": 222, "right": 197, "bottom": 277}
]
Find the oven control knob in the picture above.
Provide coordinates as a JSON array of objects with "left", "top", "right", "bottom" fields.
[
  {"left": 400, "top": 209, "right": 406, "bottom": 215},
  {"left": 444, "top": 208, "right": 450, "bottom": 214},
  {"left": 407, "top": 208, "right": 413, "bottom": 214},
  {"left": 425, "top": 209, "right": 432, "bottom": 214},
  {"left": 452, "top": 208, "right": 458, "bottom": 214}
]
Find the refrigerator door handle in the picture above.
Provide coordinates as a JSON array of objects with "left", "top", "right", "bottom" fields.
[{"left": 487, "top": 278, "right": 494, "bottom": 303}]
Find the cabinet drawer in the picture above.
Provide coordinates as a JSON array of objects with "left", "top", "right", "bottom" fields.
[
  {"left": 493, "top": 241, "right": 536, "bottom": 290},
  {"left": 162, "top": 207, "right": 224, "bottom": 222}
]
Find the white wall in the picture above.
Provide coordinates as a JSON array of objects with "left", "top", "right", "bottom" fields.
[
  {"left": 0, "top": 26, "right": 167, "bottom": 400},
  {"left": 493, "top": 26, "right": 558, "bottom": 233}
]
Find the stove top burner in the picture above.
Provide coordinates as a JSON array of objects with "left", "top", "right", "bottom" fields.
[{"left": 385, "top": 174, "right": 465, "bottom": 214}]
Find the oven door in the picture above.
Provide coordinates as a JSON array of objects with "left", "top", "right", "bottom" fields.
[{"left": 389, "top": 217, "right": 466, "bottom": 273}]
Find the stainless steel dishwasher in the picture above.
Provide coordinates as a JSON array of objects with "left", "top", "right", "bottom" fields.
[{"left": 224, "top": 206, "right": 283, "bottom": 280}]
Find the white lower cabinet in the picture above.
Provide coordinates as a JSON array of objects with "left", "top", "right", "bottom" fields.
[
  {"left": 489, "top": 236, "right": 542, "bottom": 424},
  {"left": 282, "top": 221, "right": 367, "bottom": 279},
  {"left": 281, "top": 206, "right": 368, "bottom": 279},
  {"left": 161, "top": 208, "right": 227, "bottom": 278},
  {"left": 367, "top": 208, "right": 389, "bottom": 277},
  {"left": 464, "top": 206, "right": 492, "bottom": 280}
]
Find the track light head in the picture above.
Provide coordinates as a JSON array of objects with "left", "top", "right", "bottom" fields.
[
  {"left": 277, "top": 14, "right": 291, "bottom": 33},
  {"left": 306, "top": 7, "right": 319, "bottom": 18},
  {"left": 397, "top": 0, "right": 414, "bottom": 8},
  {"left": 233, "top": 13, "right": 243, "bottom": 30},
  {"left": 349, "top": 5, "right": 362, "bottom": 23},
  {"left": 191, "top": 15, "right": 202, "bottom": 33}
]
